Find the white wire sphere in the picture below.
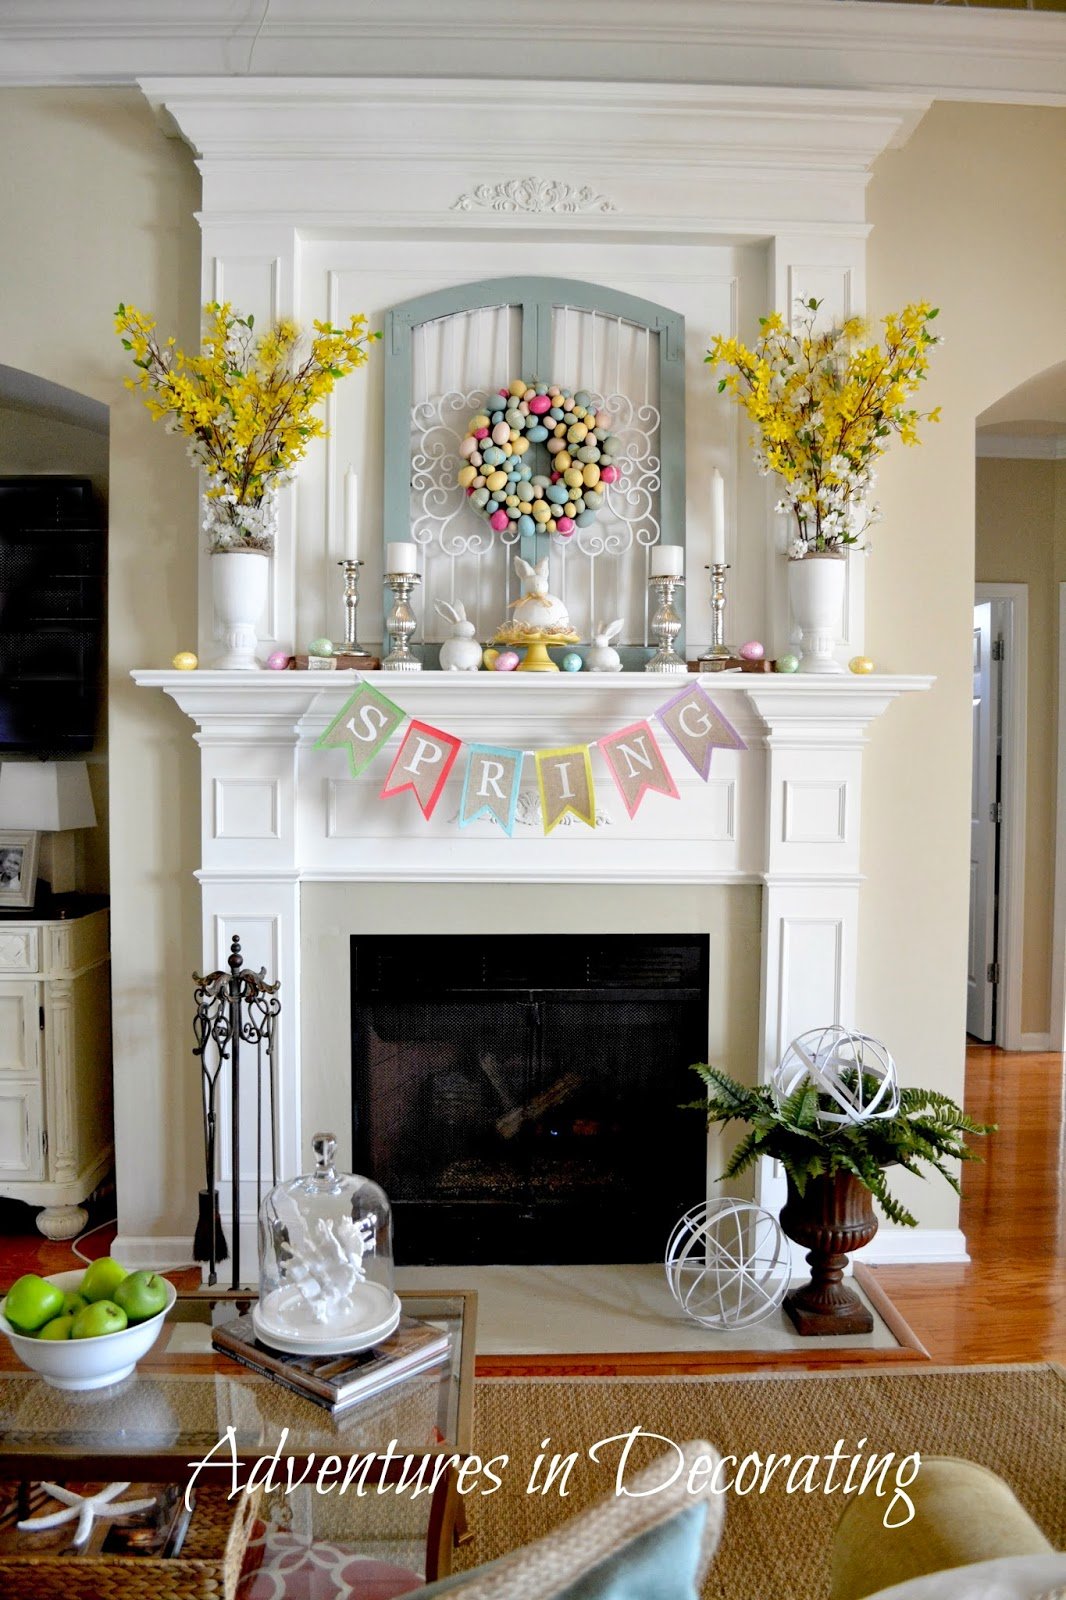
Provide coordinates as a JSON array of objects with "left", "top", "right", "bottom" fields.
[
  {"left": 665, "top": 1199, "right": 791, "bottom": 1329},
  {"left": 771, "top": 1024, "right": 900, "bottom": 1127}
]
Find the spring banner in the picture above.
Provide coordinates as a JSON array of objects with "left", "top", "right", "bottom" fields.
[{"left": 315, "top": 679, "right": 745, "bottom": 835}]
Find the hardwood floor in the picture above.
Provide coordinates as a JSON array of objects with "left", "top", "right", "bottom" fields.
[
  {"left": 0, "top": 1045, "right": 1061, "bottom": 1371},
  {"left": 864, "top": 1043, "right": 1066, "bottom": 1367}
]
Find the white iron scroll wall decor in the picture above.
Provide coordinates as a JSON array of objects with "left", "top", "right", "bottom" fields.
[
  {"left": 315, "top": 678, "right": 744, "bottom": 837},
  {"left": 383, "top": 277, "right": 685, "bottom": 665}
]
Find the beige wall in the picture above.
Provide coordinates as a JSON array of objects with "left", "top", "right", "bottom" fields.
[
  {"left": 862, "top": 102, "right": 1066, "bottom": 1228},
  {"left": 975, "top": 456, "right": 1058, "bottom": 1035},
  {"left": 0, "top": 88, "right": 203, "bottom": 1239},
  {"left": 0, "top": 90, "right": 1064, "bottom": 1244}
]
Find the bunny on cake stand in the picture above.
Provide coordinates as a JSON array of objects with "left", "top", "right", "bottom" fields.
[{"left": 494, "top": 556, "right": 579, "bottom": 672}]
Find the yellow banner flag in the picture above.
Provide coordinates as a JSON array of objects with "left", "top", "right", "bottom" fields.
[{"left": 535, "top": 746, "right": 596, "bottom": 835}]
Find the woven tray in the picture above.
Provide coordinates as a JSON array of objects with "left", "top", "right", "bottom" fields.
[{"left": 0, "top": 1481, "right": 262, "bottom": 1600}]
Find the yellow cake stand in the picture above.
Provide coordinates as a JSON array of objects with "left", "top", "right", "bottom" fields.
[{"left": 493, "top": 629, "right": 581, "bottom": 673}]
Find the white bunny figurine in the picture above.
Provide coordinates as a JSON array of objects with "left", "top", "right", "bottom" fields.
[
  {"left": 586, "top": 619, "right": 624, "bottom": 673},
  {"left": 435, "top": 599, "right": 483, "bottom": 672},
  {"left": 512, "top": 557, "right": 571, "bottom": 633}
]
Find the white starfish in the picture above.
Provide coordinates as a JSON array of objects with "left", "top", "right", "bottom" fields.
[{"left": 17, "top": 1481, "right": 157, "bottom": 1548}]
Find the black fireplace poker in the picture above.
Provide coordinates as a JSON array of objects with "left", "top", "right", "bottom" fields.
[{"left": 192, "top": 935, "right": 281, "bottom": 1288}]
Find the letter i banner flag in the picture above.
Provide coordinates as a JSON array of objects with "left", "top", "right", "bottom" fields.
[
  {"left": 380, "top": 720, "right": 463, "bottom": 818},
  {"left": 315, "top": 682, "right": 406, "bottom": 777},
  {"left": 460, "top": 746, "right": 525, "bottom": 836},
  {"left": 655, "top": 682, "right": 746, "bottom": 780},
  {"left": 535, "top": 746, "right": 596, "bottom": 834},
  {"left": 597, "top": 720, "right": 679, "bottom": 818}
]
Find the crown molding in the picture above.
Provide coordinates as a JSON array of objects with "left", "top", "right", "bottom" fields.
[
  {"left": 2, "top": 1, "right": 1066, "bottom": 103},
  {"left": 977, "top": 433, "right": 1066, "bottom": 461}
]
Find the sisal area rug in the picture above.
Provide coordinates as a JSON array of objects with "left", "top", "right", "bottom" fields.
[{"left": 460, "top": 1364, "right": 1066, "bottom": 1600}]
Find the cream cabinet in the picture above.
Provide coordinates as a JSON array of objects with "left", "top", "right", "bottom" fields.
[{"left": 0, "top": 906, "right": 112, "bottom": 1238}]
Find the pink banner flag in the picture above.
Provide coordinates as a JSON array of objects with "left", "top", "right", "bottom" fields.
[
  {"left": 655, "top": 682, "right": 746, "bottom": 781},
  {"left": 535, "top": 746, "right": 596, "bottom": 835},
  {"left": 597, "top": 720, "right": 679, "bottom": 819},
  {"left": 380, "top": 719, "right": 462, "bottom": 818}
]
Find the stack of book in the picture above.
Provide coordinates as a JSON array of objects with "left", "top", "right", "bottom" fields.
[{"left": 211, "top": 1312, "right": 450, "bottom": 1414}]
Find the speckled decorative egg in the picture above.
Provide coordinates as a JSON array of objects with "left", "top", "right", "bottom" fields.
[
  {"left": 494, "top": 650, "right": 520, "bottom": 672},
  {"left": 482, "top": 648, "right": 499, "bottom": 670},
  {"left": 266, "top": 651, "right": 291, "bottom": 671},
  {"left": 775, "top": 654, "right": 800, "bottom": 674},
  {"left": 172, "top": 651, "right": 198, "bottom": 671},
  {"left": 849, "top": 655, "right": 875, "bottom": 675},
  {"left": 308, "top": 637, "right": 334, "bottom": 657},
  {"left": 561, "top": 652, "right": 583, "bottom": 672},
  {"left": 738, "top": 640, "right": 765, "bottom": 661}
]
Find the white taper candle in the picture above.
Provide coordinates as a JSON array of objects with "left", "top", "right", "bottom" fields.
[
  {"left": 711, "top": 468, "right": 726, "bottom": 566},
  {"left": 344, "top": 467, "right": 358, "bottom": 562}
]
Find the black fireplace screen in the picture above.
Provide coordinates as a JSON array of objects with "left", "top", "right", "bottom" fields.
[{"left": 351, "top": 935, "right": 709, "bottom": 1265}]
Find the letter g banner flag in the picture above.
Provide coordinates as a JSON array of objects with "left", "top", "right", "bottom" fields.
[
  {"left": 655, "top": 682, "right": 746, "bottom": 780},
  {"left": 315, "top": 682, "right": 405, "bottom": 776},
  {"left": 460, "top": 745, "right": 525, "bottom": 836},
  {"left": 380, "top": 719, "right": 462, "bottom": 818}
]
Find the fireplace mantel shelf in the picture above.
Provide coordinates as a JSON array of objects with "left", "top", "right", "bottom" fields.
[{"left": 133, "top": 669, "right": 934, "bottom": 737}]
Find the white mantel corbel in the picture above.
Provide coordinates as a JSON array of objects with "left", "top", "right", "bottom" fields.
[{"left": 131, "top": 668, "right": 950, "bottom": 1264}]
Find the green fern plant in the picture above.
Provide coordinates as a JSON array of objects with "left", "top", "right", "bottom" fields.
[{"left": 684, "top": 1063, "right": 994, "bottom": 1227}]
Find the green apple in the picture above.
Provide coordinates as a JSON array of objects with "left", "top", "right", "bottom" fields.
[
  {"left": 71, "top": 1300, "right": 128, "bottom": 1339},
  {"left": 112, "top": 1271, "right": 168, "bottom": 1325},
  {"left": 61, "top": 1291, "right": 88, "bottom": 1316},
  {"left": 79, "top": 1257, "right": 128, "bottom": 1304},
  {"left": 37, "top": 1314, "right": 75, "bottom": 1340},
  {"left": 3, "top": 1273, "right": 64, "bottom": 1334}
]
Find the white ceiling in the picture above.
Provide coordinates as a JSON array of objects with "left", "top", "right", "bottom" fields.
[{"left": 1, "top": 0, "right": 1065, "bottom": 101}]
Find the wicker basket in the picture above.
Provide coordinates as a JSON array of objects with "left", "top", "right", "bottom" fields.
[{"left": 0, "top": 1483, "right": 262, "bottom": 1600}]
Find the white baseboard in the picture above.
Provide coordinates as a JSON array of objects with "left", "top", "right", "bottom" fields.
[
  {"left": 853, "top": 1228, "right": 970, "bottom": 1266},
  {"left": 113, "top": 1234, "right": 199, "bottom": 1270},
  {"left": 1018, "top": 1032, "right": 1053, "bottom": 1052}
]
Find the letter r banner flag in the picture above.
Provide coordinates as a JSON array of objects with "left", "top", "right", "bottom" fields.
[
  {"left": 315, "top": 681, "right": 406, "bottom": 777},
  {"left": 655, "top": 682, "right": 746, "bottom": 781},
  {"left": 460, "top": 745, "right": 525, "bottom": 836},
  {"left": 380, "top": 719, "right": 462, "bottom": 818},
  {"left": 535, "top": 746, "right": 596, "bottom": 835},
  {"left": 597, "top": 720, "right": 679, "bottom": 818}
]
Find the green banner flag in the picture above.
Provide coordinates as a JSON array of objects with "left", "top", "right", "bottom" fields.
[{"left": 315, "top": 682, "right": 406, "bottom": 777}]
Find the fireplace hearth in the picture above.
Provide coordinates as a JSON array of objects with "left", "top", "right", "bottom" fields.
[{"left": 351, "top": 935, "right": 709, "bottom": 1265}]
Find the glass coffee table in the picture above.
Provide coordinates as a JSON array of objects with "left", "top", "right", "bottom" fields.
[{"left": 0, "top": 1288, "right": 476, "bottom": 1582}]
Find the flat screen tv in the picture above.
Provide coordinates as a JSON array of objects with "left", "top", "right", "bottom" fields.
[{"left": 0, "top": 477, "right": 104, "bottom": 754}]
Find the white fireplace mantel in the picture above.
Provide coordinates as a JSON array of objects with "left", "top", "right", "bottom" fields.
[{"left": 131, "top": 667, "right": 955, "bottom": 1265}]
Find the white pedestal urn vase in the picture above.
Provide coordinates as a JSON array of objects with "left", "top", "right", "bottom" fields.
[
  {"left": 212, "top": 549, "right": 269, "bottom": 670},
  {"left": 788, "top": 552, "right": 846, "bottom": 675}
]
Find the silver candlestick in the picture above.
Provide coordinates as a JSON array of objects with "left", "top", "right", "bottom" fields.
[
  {"left": 644, "top": 574, "right": 687, "bottom": 674},
  {"left": 383, "top": 572, "right": 422, "bottom": 672},
  {"left": 332, "top": 559, "right": 368, "bottom": 655},
  {"left": 698, "top": 563, "right": 733, "bottom": 667}
]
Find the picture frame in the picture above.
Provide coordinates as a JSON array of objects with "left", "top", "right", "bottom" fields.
[{"left": 0, "top": 831, "right": 40, "bottom": 910}]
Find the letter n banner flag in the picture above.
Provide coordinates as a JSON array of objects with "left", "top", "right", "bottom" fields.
[
  {"left": 655, "top": 682, "right": 745, "bottom": 780},
  {"left": 380, "top": 720, "right": 462, "bottom": 819},
  {"left": 597, "top": 720, "right": 679, "bottom": 818},
  {"left": 535, "top": 746, "right": 596, "bottom": 834},
  {"left": 460, "top": 746, "right": 525, "bottom": 836}
]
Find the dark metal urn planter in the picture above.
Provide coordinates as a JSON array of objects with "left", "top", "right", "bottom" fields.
[{"left": 779, "top": 1171, "right": 878, "bottom": 1335}]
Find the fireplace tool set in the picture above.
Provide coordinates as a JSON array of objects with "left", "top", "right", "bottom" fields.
[{"left": 192, "top": 935, "right": 281, "bottom": 1288}]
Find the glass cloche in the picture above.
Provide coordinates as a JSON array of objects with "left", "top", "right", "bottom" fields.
[{"left": 253, "top": 1131, "right": 399, "bottom": 1355}]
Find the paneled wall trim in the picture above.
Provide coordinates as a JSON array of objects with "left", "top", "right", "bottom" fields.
[
  {"left": 131, "top": 670, "right": 954, "bottom": 1264},
  {"left": 139, "top": 76, "right": 924, "bottom": 670}
]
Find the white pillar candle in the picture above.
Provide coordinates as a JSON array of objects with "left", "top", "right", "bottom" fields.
[
  {"left": 386, "top": 541, "right": 419, "bottom": 575},
  {"left": 651, "top": 544, "right": 684, "bottom": 577},
  {"left": 710, "top": 468, "right": 726, "bottom": 566},
  {"left": 344, "top": 467, "right": 358, "bottom": 562}
]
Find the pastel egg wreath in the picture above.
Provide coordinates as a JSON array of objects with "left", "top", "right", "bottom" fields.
[{"left": 457, "top": 379, "right": 623, "bottom": 541}]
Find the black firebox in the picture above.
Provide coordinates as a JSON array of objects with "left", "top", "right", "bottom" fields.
[{"left": 351, "top": 934, "right": 709, "bottom": 1266}]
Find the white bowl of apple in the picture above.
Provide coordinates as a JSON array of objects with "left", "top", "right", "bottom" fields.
[{"left": 0, "top": 1260, "right": 176, "bottom": 1390}]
